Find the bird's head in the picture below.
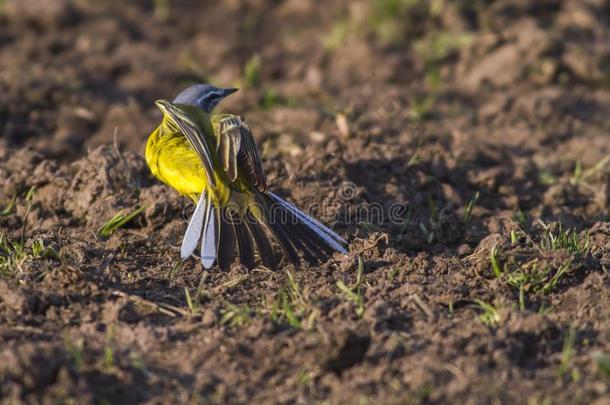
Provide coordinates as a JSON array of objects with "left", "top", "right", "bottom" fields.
[{"left": 172, "top": 84, "right": 238, "bottom": 113}]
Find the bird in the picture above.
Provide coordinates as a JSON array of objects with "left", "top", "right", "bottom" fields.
[{"left": 145, "top": 84, "right": 347, "bottom": 271}]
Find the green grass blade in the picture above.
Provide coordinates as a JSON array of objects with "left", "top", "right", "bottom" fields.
[{"left": 98, "top": 206, "right": 146, "bottom": 238}]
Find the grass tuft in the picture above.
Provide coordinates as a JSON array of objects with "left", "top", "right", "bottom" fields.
[
  {"left": 336, "top": 256, "right": 366, "bottom": 317},
  {"left": 558, "top": 327, "right": 577, "bottom": 378},
  {"left": 185, "top": 287, "right": 198, "bottom": 314},
  {"left": 153, "top": 0, "right": 170, "bottom": 21},
  {"left": 0, "top": 193, "right": 16, "bottom": 217},
  {"left": 463, "top": 191, "right": 480, "bottom": 225},
  {"left": 488, "top": 221, "right": 590, "bottom": 307},
  {"left": 221, "top": 302, "right": 251, "bottom": 328},
  {"left": 324, "top": 19, "right": 350, "bottom": 51},
  {"left": 98, "top": 206, "right": 146, "bottom": 238},
  {"left": 571, "top": 154, "right": 610, "bottom": 184},
  {"left": 490, "top": 244, "right": 503, "bottom": 278},
  {"left": 270, "top": 270, "right": 316, "bottom": 329},
  {"left": 297, "top": 368, "right": 312, "bottom": 386},
  {"left": 103, "top": 327, "right": 116, "bottom": 370},
  {"left": 538, "top": 221, "right": 589, "bottom": 254},
  {"left": 386, "top": 267, "right": 400, "bottom": 280},
  {"left": 258, "top": 89, "right": 297, "bottom": 110},
  {"left": 244, "top": 54, "right": 262, "bottom": 88},
  {"left": 0, "top": 234, "right": 58, "bottom": 278},
  {"left": 474, "top": 299, "right": 500, "bottom": 326},
  {"left": 369, "top": 0, "right": 422, "bottom": 46},
  {"left": 414, "top": 30, "right": 473, "bottom": 68},
  {"left": 63, "top": 334, "right": 84, "bottom": 369}
]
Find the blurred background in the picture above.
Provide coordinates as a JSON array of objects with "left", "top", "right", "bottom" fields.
[{"left": 2, "top": 0, "right": 609, "bottom": 163}]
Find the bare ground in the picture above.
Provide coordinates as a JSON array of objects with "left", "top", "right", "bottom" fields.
[{"left": 1, "top": 0, "right": 610, "bottom": 403}]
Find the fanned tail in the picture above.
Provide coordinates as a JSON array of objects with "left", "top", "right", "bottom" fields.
[{"left": 181, "top": 190, "right": 347, "bottom": 270}]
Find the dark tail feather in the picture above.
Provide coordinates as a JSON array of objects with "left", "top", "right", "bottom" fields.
[
  {"left": 290, "top": 218, "right": 336, "bottom": 260},
  {"left": 233, "top": 218, "right": 256, "bottom": 270},
  {"left": 274, "top": 207, "right": 336, "bottom": 264},
  {"left": 254, "top": 193, "right": 301, "bottom": 265},
  {"left": 217, "top": 208, "right": 237, "bottom": 271},
  {"left": 265, "top": 219, "right": 301, "bottom": 264},
  {"left": 272, "top": 208, "right": 330, "bottom": 263},
  {"left": 244, "top": 211, "right": 277, "bottom": 270}
]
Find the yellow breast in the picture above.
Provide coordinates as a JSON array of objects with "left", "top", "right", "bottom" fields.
[{"left": 145, "top": 124, "right": 208, "bottom": 200}]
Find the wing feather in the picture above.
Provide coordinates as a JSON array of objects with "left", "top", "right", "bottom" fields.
[
  {"left": 156, "top": 100, "right": 216, "bottom": 188},
  {"left": 227, "top": 129, "right": 239, "bottom": 181},
  {"left": 215, "top": 115, "right": 267, "bottom": 191}
]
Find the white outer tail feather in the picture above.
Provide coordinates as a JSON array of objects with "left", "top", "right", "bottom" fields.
[
  {"left": 181, "top": 192, "right": 206, "bottom": 259},
  {"left": 201, "top": 199, "right": 216, "bottom": 268},
  {"left": 268, "top": 192, "right": 347, "bottom": 254},
  {"left": 181, "top": 191, "right": 217, "bottom": 268}
]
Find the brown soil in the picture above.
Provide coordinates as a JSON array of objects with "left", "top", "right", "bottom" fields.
[{"left": 1, "top": 0, "right": 610, "bottom": 403}]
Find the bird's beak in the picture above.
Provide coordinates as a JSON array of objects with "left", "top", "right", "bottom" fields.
[{"left": 223, "top": 88, "right": 239, "bottom": 97}]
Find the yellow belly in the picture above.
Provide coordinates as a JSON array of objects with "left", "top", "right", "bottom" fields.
[{"left": 145, "top": 126, "right": 208, "bottom": 200}]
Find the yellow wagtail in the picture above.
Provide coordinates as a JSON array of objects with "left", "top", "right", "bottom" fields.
[{"left": 146, "top": 84, "right": 347, "bottom": 270}]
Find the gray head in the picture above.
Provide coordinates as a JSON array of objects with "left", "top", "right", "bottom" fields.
[{"left": 173, "top": 84, "right": 238, "bottom": 113}]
